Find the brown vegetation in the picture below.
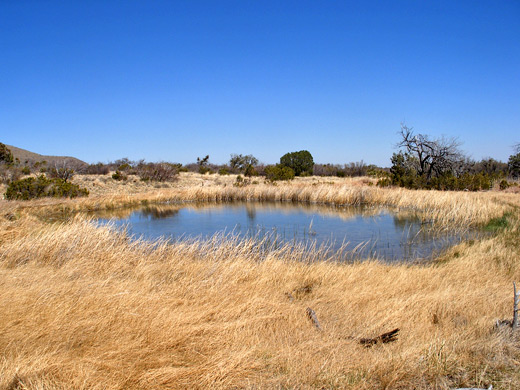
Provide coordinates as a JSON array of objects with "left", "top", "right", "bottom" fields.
[{"left": 0, "top": 174, "right": 519, "bottom": 389}]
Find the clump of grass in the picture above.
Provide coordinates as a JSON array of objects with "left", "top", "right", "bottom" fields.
[{"left": 484, "top": 212, "right": 511, "bottom": 232}]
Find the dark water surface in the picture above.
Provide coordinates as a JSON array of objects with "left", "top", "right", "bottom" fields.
[{"left": 97, "top": 202, "right": 474, "bottom": 261}]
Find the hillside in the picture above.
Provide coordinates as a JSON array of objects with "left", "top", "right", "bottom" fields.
[{"left": 5, "top": 144, "right": 87, "bottom": 169}]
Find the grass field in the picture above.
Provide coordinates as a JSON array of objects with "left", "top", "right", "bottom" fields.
[{"left": 1, "top": 173, "right": 519, "bottom": 389}]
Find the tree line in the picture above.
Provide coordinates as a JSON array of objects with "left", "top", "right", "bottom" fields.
[
  {"left": 379, "top": 124, "right": 520, "bottom": 191},
  {"left": 1, "top": 125, "right": 520, "bottom": 200}
]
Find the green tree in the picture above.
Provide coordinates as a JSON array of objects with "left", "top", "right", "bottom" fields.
[
  {"left": 279, "top": 150, "right": 314, "bottom": 176},
  {"left": 229, "top": 154, "right": 258, "bottom": 176}
]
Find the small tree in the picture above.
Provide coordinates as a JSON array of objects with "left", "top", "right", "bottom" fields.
[
  {"left": 197, "top": 155, "right": 211, "bottom": 174},
  {"left": 280, "top": 150, "right": 314, "bottom": 176},
  {"left": 229, "top": 154, "right": 258, "bottom": 176}
]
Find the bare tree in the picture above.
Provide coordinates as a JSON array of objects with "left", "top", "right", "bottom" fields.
[
  {"left": 47, "top": 160, "right": 75, "bottom": 182},
  {"left": 398, "top": 124, "right": 464, "bottom": 180}
]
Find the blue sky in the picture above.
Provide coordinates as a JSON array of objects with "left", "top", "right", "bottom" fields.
[{"left": 1, "top": 1, "right": 519, "bottom": 166}]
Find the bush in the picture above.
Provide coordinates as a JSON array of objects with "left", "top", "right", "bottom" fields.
[
  {"left": 280, "top": 150, "right": 314, "bottom": 176},
  {"left": 4, "top": 175, "right": 89, "bottom": 200},
  {"left": 0, "top": 166, "right": 22, "bottom": 184},
  {"left": 0, "top": 143, "right": 14, "bottom": 165},
  {"left": 21, "top": 166, "right": 31, "bottom": 175},
  {"left": 137, "top": 162, "right": 178, "bottom": 182},
  {"left": 377, "top": 177, "right": 392, "bottom": 187},
  {"left": 86, "top": 163, "right": 110, "bottom": 175},
  {"left": 264, "top": 165, "right": 295, "bottom": 181},
  {"left": 46, "top": 179, "right": 89, "bottom": 198},
  {"left": 233, "top": 175, "right": 248, "bottom": 187},
  {"left": 499, "top": 179, "right": 511, "bottom": 190},
  {"left": 197, "top": 155, "right": 211, "bottom": 174},
  {"left": 112, "top": 170, "right": 128, "bottom": 181},
  {"left": 47, "top": 166, "right": 75, "bottom": 182}
]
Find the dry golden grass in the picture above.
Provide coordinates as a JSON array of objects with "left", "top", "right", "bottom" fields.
[
  {"left": 1, "top": 174, "right": 519, "bottom": 389},
  {"left": 5, "top": 173, "right": 515, "bottom": 229}
]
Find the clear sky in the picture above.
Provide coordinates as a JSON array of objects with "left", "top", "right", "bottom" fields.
[{"left": 1, "top": 1, "right": 519, "bottom": 166}]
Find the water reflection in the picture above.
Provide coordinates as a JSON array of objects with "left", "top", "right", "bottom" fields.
[{"left": 96, "top": 202, "right": 477, "bottom": 262}]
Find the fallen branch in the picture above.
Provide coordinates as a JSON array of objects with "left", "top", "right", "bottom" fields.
[
  {"left": 514, "top": 282, "right": 519, "bottom": 330},
  {"left": 359, "top": 328, "right": 400, "bottom": 347},
  {"left": 306, "top": 307, "right": 322, "bottom": 331}
]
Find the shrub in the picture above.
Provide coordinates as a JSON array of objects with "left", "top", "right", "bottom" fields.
[
  {"left": 197, "top": 155, "right": 211, "bottom": 174},
  {"left": 118, "top": 163, "right": 131, "bottom": 172},
  {"left": 0, "top": 166, "right": 22, "bottom": 184},
  {"left": 86, "top": 163, "right": 110, "bottom": 175},
  {"left": 47, "top": 166, "right": 75, "bottom": 182},
  {"left": 280, "top": 150, "right": 314, "bottom": 176},
  {"left": 0, "top": 143, "right": 14, "bottom": 165},
  {"left": 4, "top": 175, "right": 88, "bottom": 200},
  {"left": 377, "top": 177, "right": 392, "bottom": 187},
  {"left": 47, "top": 179, "right": 89, "bottom": 198},
  {"left": 218, "top": 168, "right": 230, "bottom": 175},
  {"left": 499, "top": 179, "right": 511, "bottom": 190},
  {"left": 137, "top": 162, "right": 178, "bottom": 182},
  {"left": 21, "top": 166, "right": 31, "bottom": 175},
  {"left": 112, "top": 170, "right": 128, "bottom": 181},
  {"left": 264, "top": 165, "right": 295, "bottom": 181},
  {"left": 233, "top": 175, "right": 248, "bottom": 187}
]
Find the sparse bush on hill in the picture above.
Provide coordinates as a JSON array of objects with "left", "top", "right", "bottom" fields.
[
  {"left": 4, "top": 175, "right": 89, "bottom": 200},
  {"left": 0, "top": 166, "right": 22, "bottom": 184},
  {"left": 0, "top": 143, "right": 14, "bottom": 165},
  {"left": 264, "top": 164, "right": 295, "bottom": 181}
]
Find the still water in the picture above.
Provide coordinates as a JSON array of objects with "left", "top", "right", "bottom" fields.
[{"left": 98, "top": 202, "right": 473, "bottom": 261}]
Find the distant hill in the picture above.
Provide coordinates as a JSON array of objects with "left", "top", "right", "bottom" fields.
[{"left": 5, "top": 144, "right": 88, "bottom": 169}]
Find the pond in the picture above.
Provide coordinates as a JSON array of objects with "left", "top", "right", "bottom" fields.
[{"left": 97, "top": 202, "right": 476, "bottom": 262}]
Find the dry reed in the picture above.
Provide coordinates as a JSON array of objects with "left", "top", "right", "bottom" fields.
[{"left": 0, "top": 175, "right": 519, "bottom": 389}]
